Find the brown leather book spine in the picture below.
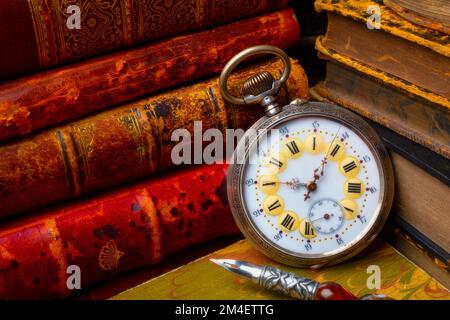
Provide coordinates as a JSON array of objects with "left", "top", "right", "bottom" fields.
[
  {"left": 0, "top": 0, "right": 288, "bottom": 79},
  {"left": 314, "top": 0, "right": 449, "bottom": 57},
  {"left": 0, "top": 8, "right": 300, "bottom": 142},
  {"left": 0, "top": 164, "right": 238, "bottom": 299},
  {"left": 0, "top": 58, "right": 309, "bottom": 218},
  {"left": 314, "top": 60, "right": 450, "bottom": 158},
  {"left": 322, "top": 12, "right": 450, "bottom": 100},
  {"left": 384, "top": 0, "right": 450, "bottom": 35}
]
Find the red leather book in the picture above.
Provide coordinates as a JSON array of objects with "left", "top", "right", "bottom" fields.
[
  {"left": 0, "top": 8, "right": 299, "bottom": 142},
  {"left": 0, "top": 0, "right": 288, "bottom": 80},
  {"left": 0, "top": 58, "right": 310, "bottom": 219},
  {"left": 0, "top": 164, "right": 238, "bottom": 299}
]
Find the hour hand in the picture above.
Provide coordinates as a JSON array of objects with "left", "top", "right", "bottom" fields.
[
  {"left": 258, "top": 176, "right": 306, "bottom": 194},
  {"left": 280, "top": 178, "right": 306, "bottom": 190}
]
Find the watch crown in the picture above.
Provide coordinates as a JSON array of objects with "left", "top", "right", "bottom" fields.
[
  {"left": 242, "top": 71, "right": 281, "bottom": 116},
  {"left": 242, "top": 71, "right": 275, "bottom": 97}
]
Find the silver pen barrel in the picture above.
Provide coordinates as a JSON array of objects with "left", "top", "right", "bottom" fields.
[
  {"left": 210, "top": 259, "right": 318, "bottom": 300},
  {"left": 259, "top": 264, "right": 318, "bottom": 300}
]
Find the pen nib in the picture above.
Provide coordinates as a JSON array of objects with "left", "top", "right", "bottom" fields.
[
  {"left": 209, "top": 258, "right": 240, "bottom": 271},
  {"left": 209, "top": 258, "right": 263, "bottom": 282}
]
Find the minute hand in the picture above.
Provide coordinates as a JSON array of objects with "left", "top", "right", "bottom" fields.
[{"left": 304, "top": 127, "right": 342, "bottom": 201}]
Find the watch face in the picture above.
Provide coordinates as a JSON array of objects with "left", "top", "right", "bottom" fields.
[{"left": 231, "top": 103, "right": 393, "bottom": 266}]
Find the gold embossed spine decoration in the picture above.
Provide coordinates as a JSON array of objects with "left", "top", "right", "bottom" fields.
[{"left": 5, "top": 0, "right": 290, "bottom": 78}]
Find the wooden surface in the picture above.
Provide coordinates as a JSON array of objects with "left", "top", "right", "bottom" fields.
[{"left": 111, "top": 239, "right": 450, "bottom": 300}]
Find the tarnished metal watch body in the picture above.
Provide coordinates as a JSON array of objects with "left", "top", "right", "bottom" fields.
[
  {"left": 226, "top": 100, "right": 394, "bottom": 267},
  {"left": 219, "top": 46, "right": 394, "bottom": 268}
]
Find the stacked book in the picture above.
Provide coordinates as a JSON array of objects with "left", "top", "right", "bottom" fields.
[
  {"left": 311, "top": 0, "right": 449, "bottom": 287},
  {"left": 0, "top": 1, "right": 309, "bottom": 299}
]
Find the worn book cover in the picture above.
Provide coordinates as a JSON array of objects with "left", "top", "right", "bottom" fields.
[
  {"left": 0, "top": 0, "right": 288, "bottom": 79},
  {"left": 384, "top": 0, "right": 450, "bottom": 34},
  {"left": 0, "top": 164, "right": 237, "bottom": 299},
  {"left": 314, "top": 51, "right": 450, "bottom": 159},
  {"left": 318, "top": 10, "right": 449, "bottom": 100},
  {"left": 314, "top": 0, "right": 449, "bottom": 57},
  {"left": 0, "top": 58, "right": 309, "bottom": 218},
  {"left": 0, "top": 8, "right": 300, "bottom": 142}
]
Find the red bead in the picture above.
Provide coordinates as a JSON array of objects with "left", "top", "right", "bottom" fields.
[{"left": 314, "top": 282, "right": 358, "bottom": 300}]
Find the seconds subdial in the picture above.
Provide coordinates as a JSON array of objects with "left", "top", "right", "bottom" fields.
[{"left": 308, "top": 199, "right": 345, "bottom": 235}]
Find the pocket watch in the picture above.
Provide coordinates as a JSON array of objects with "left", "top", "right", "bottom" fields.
[{"left": 220, "top": 45, "right": 394, "bottom": 268}]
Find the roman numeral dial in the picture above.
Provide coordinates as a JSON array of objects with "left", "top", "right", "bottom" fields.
[
  {"left": 263, "top": 195, "right": 285, "bottom": 216},
  {"left": 340, "top": 199, "right": 359, "bottom": 220},
  {"left": 299, "top": 219, "right": 317, "bottom": 239},
  {"left": 339, "top": 156, "right": 361, "bottom": 178},
  {"left": 258, "top": 175, "right": 280, "bottom": 195},
  {"left": 240, "top": 114, "right": 384, "bottom": 261},
  {"left": 265, "top": 153, "right": 287, "bottom": 173},
  {"left": 282, "top": 137, "right": 303, "bottom": 159},
  {"left": 343, "top": 178, "right": 365, "bottom": 199},
  {"left": 327, "top": 140, "right": 346, "bottom": 161},
  {"left": 304, "top": 133, "right": 325, "bottom": 154},
  {"left": 278, "top": 211, "right": 300, "bottom": 233}
]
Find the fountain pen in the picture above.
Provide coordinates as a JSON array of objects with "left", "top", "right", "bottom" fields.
[{"left": 210, "top": 259, "right": 393, "bottom": 300}]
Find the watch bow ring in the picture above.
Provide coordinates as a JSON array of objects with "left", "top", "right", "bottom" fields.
[{"left": 219, "top": 45, "right": 291, "bottom": 116}]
